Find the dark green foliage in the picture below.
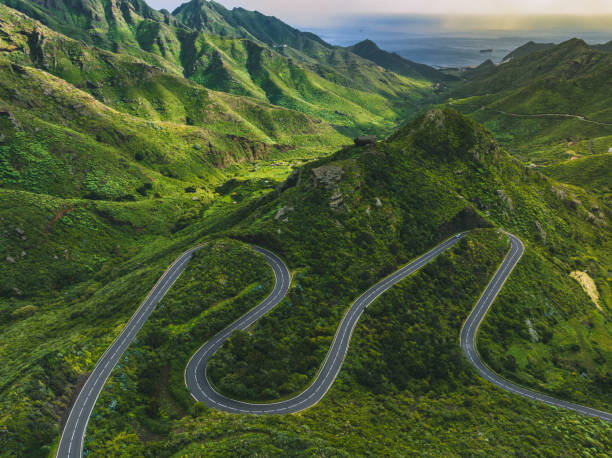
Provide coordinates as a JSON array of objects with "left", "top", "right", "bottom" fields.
[
  {"left": 348, "top": 39, "right": 455, "bottom": 81},
  {"left": 447, "top": 39, "right": 612, "bottom": 163},
  {"left": 0, "top": 0, "right": 609, "bottom": 451}
]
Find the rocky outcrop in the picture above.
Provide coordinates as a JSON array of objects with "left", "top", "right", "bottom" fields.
[
  {"left": 274, "top": 206, "right": 294, "bottom": 220},
  {"left": 312, "top": 165, "right": 343, "bottom": 189}
]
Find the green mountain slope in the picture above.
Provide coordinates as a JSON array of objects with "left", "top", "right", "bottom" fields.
[
  {"left": 0, "top": 0, "right": 609, "bottom": 454},
  {"left": 1, "top": 0, "right": 184, "bottom": 65},
  {"left": 544, "top": 152, "right": 612, "bottom": 204},
  {"left": 206, "top": 109, "right": 612, "bottom": 407},
  {"left": 172, "top": 0, "right": 331, "bottom": 53},
  {"left": 0, "top": 4, "right": 348, "bottom": 151},
  {"left": 447, "top": 39, "right": 612, "bottom": 163},
  {"left": 502, "top": 41, "right": 555, "bottom": 61},
  {"left": 181, "top": 32, "right": 433, "bottom": 133},
  {"left": 1, "top": 106, "right": 611, "bottom": 455},
  {"left": 0, "top": 0, "right": 439, "bottom": 136},
  {"left": 22, "top": 109, "right": 605, "bottom": 456},
  {"left": 347, "top": 39, "right": 455, "bottom": 81}
]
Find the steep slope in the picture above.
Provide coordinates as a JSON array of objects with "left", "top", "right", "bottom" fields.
[
  {"left": 1, "top": 0, "right": 184, "bottom": 65},
  {"left": 502, "top": 41, "right": 555, "bottom": 61},
  {"left": 0, "top": 4, "right": 347, "bottom": 151},
  {"left": 0, "top": 0, "right": 438, "bottom": 136},
  {"left": 447, "top": 39, "right": 612, "bottom": 162},
  {"left": 347, "top": 39, "right": 454, "bottom": 81},
  {"left": 208, "top": 109, "right": 612, "bottom": 408},
  {"left": 180, "top": 32, "right": 432, "bottom": 133},
  {"left": 544, "top": 152, "right": 612, "bottom": 204},
  {"left": 2, "top": 109, "right": 611, "bottom": 456},
  {"left": 173, "top": 0, "right": 331, "bottom": 54},
  {"left": 71, "top": 109, "right": 611, "bottom": 456}
]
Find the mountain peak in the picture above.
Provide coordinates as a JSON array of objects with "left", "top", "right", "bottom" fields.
[
  {"left": 347, "top": 39, "right": 455, "bottom": 81},
  {"left": 389, "top": 109, "right": 497, "bottom": 161},
  {"left": 352, "top": 39, "right": 379, "bottom": 49}
]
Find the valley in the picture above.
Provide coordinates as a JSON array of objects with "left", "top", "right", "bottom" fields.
[{"left": 0, "top": 0, "right": 610, "bottom": 456}]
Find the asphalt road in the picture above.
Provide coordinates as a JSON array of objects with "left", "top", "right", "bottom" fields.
[
  {"left": 460, "top": 233, "right": 612, "bottom": 422},
  {"left": 56, "top": 245, "right": 202, "bottom": 458},
  {"left": 185, "top": 235, "right": 466, "bottom": 413},
  {"left": 58, "top": 231, "right": 611, "bottom": 457}
]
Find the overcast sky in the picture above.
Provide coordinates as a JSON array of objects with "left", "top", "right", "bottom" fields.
[{"left": 149, "top": 0, "right": 612, "bottom": 25}]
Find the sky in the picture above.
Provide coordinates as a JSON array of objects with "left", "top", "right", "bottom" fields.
[{"left": 148, "top": 0, "right": 612, "bottom": 26}]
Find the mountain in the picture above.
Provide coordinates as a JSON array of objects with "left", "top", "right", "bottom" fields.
[
  {"left": 79, "top": 109, "right": 610, "bottom": 455},
  {"left": 592, "top": 40, "right": 612, "bottom": 52},
  {"left": 172, "top": 0, "right": 331, "bottom": 53},
  {"left": 502, "top": 41, "right": 555, "bottom": 61},
  {"left": 1, "top": 0, "right": 184, "bottom": 64},
  {"left": 447, "top": 38, "right": 612, "bottom": 163},
  {"left": 0, "top": 5, "right": 345, "bottom": 148},
  {"left": 544, "top": 152, "right": 612, "bottom": 204},
  {"left": 0, "top": 0, "right": 611, "bottom": 455},
  {"left": 503, "top": 40, "right": 612, "bottom": 61},
  {"left": 347, "top": 39, "right": 454, "bottom": 81},
  {"left": 0, "top": 0, "right": 439, "bottom": 135}
]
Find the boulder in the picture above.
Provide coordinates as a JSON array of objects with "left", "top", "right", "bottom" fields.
[{"left": 354, "top": 136, "right": 376, "bottom": 147}]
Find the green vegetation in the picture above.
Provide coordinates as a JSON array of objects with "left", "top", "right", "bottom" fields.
[
  {"left": 544, "top": 153, "right": 612, "bottom": 204},
  {"left": 0, "top": 0, "right": 438, "bottom": 137},
  {"left": 202, "top": 110, "right": 612, "bottom": 410},
  {"left": 84, "top": 230, "right": 611, "bottom": 456},
  {"left": 348, "top": 39, "right": 455, "bottom": 82},
  {"left": 0, "top": 0, "right": 610, "bottom": 453},
  {"left": 446, "top": 39, "right": 612, "bottom": 164}
]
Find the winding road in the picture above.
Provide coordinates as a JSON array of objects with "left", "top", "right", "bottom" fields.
[
  {"left": 484, "top": 108, "right": 612, "bottom": 127},
  {"left": 57, "top": 231, "right": 611, "bottom": 458}
]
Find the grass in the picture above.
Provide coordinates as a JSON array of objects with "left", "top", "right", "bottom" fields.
[{"left": 0, "top": 0, "right": 609, "bottom": 453}]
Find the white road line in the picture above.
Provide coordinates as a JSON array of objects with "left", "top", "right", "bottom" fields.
[{"left": 60, "top": 233, "right": 611, "bottom": 458}]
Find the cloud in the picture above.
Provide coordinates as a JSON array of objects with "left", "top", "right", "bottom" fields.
[{"left": 148, "top": 0, "right": 612, "bottom": 27}]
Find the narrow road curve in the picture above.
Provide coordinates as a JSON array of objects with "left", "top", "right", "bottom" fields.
[
  {"left": 460, "top": 233, "right": 612, "bottom": 422},
  {"left": 484, "top": 108, "right": 612, "bottom": 127},
  {"left": 185, "top": 234, "right": 465, "bottom": 413},
  {"left": 56, "top": 246, "right": 202, "bottom": 458},
  {"left": 58, "top": 232, "right": 611, "bottom": 457}
]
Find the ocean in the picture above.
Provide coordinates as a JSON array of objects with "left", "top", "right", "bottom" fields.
[{"left": 303, "top": 15, "right": 612, "bottom": 68}]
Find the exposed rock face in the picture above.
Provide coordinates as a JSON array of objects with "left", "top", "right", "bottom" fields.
[
  {"left": 570, "top": 270, "right": 603, "bottom": 312},
  {"left": 278, "top": 168, "right": 300, "bottom": 192},
  {"left": 329, "top": 190, "right": 343, "bottom": 209},
  {"left": 275, "top": 206, "right": 294, "bottom": 220},
  {"left": 27, "top": 26, "right": 46, "bottom": 66},
  {"left": 312, "top": 165, "right": 343, "bottom": 189},
  {"left": 353, "top": 136, "right": 376, "bottom": 147},
  {"left": 0, "top": 110, "right": 20, "bottom": 129},
  {"left": 312, "top": 165, "right": 346, "bottom": 210}
]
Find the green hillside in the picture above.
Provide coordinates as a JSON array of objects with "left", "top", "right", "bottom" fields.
[
  {"left": 173, "top": 0, "right": 332, "bottom": 53},
  {"left": 347, "top": 39, "right": 455, "bottom": 82},
  {"left": 0, "top": 0, "right": 610, "bottom": 454},
  {"left": 544, "top": 152, "right": 612, "bottom": 204},
  {"left": 0, "top": 0, "right": 439, "bottom": 136},
  {"left": 447, "top": 39, "right": 612, "bottom": 163},
  {"left": 7, "top": 109, "right": 602, "bottom": 456},
  {"left": 502, "top": 41, "right": 555, "bottom": 61}
]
